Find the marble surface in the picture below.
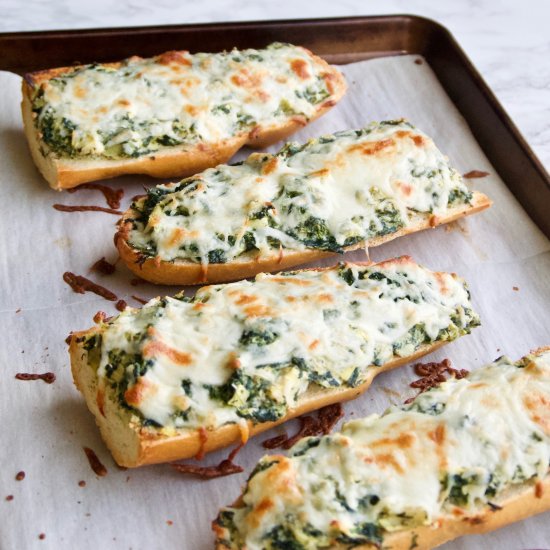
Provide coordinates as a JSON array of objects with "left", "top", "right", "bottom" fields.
[{"left": 2, "top": 0, "right": 550, "bottom": 171}]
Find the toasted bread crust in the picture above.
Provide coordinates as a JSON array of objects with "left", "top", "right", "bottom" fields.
[
  {"left": 374, "top": 475, "right": 550, "bottom": 550},
  {"left": 21, "top": 51, "right": 346, "bottom": 190},
  {"left": 115, "top": 191, "right": 492, "bottom": 285}
]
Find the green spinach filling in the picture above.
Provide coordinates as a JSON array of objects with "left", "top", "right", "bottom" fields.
[
  {"left": 128, "top": 122, "right": 473, "bottom": 264},
  {"left": 32, "top": 72, "right": 199, "bottom": 159},
  {"left": 85, "top": 265, "right": 479, "bottom": 430},
  {"left": 31, "top": 43, "right": 331, "bottom": 160}
]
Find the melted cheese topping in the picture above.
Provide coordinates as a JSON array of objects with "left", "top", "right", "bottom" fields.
[
  {"left": 216, "top": 350, "right": 550, "bottom": 549},
  {"left": 88, "top": 258, "right": 479, "bottom": 433},
  {"left": 128, "top": 121, "right": 472, "bottom": 264},
  {"left": 31, "top": 43, "right": 339, "bottom": 159}
]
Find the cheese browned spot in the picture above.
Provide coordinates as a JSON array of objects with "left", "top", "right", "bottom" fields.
[
  {"left": 215, "top": 349, "right": 550, "bottom": 549},
  {"left": 142, "top": 340, "right": 192, "bottom": 366},
  {"left": 124, "top": 378, "right": 156, "bottom": 407},
  {"left": 347, "top": 137, "right": 395, "bottom": 156},
  {"left": 158, "top": 50, "right": 192, "bottom": 66},
  {"left": 290, "top": 59, "right": 310, "bottom": 79}
]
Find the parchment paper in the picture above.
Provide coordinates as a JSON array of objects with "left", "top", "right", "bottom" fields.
[{"left": 1, "top": 55, "right": 549, "bottom": 550}]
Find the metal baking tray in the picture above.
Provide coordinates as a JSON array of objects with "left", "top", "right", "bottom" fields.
[
  {"left": 1, "top": 15, "right": 548, "bottom": 237},
  {"left": 1, "top": 15, "right": 549, "bottom": 550}
]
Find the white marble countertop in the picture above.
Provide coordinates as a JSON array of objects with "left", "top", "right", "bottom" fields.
[{"left": 2, "top": 0, "right": 550, "bottom": 171}]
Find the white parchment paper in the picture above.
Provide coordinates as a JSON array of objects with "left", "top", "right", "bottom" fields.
[{"left": 1, "top": 55, "right": 549, "bottom": 550}]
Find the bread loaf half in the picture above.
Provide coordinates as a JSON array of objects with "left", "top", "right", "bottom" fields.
[
  {"left": 214, "top": 347, "right": 550, "bottom": 550},
  {"left": 69, "top": 257, "right": 479, "bottom": 467},
  {"left": 116, "top": 120, "right": 491, "bottom": 285}
]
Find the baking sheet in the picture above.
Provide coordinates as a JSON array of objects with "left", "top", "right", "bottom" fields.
[{"left": 1, "top": 54, "right": 549, "bottom": 550}]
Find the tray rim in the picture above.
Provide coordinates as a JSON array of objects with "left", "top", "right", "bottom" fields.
[{"left": 0, "top": 13, "right": 442, "bottom": 40}]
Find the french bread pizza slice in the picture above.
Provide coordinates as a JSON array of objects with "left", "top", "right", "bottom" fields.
[
  {"left": 22, "top": 43, "right": 346, "bottom": 189},
  {"left": 117, "top": 120, "right": 491, "bottom": 285},
  {"left": 214, "top": 347, "right": 550, "bottom": 550},
  {"left": 68, "top": 257, "right": 479, "bottom": 467}
]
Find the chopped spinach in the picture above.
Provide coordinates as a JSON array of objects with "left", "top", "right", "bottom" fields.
[
  {"left": 239, "top": 325, "right": 279, "bottom": 347},
  {"left": 370, "top": 200, "right": 404, "bottom": 236},
  {"left": 335, "top": 522, "right": 382, "bottom": 546},
  {"left": 207, "top": 370, "right": 287, "bottom": 423},
  {"left": 347, "top": 367, "right": 361, "bottom": 387},
  {"left": 181, "top": 378, "right": 193, "bottom": 396},
  {"left": 446, "top": 473, "right": 477, "bottom": 506},
  {"left": 236, "top": 112, "right": 255, "bottom": 129},
  {"left": 208, "top": 249, "right": 227, "bottom": 264},
  {"left": 250, "top": 205, "right": 275, "bottom": 221},
  {"left": 248, "top": 459, "right": 279, "bottom": 480},
  {"left": 263, "top": 524, "right": 305, "bottom": 550},
  {"left": 242, "top": 232, "right": 258, "bottom": 252},
  {"left": 408, "top": 399, "right": 446, "bottom": 416},
  {"left": 448, "top": 187, "right": 473, "bottom": 205},
  {"left": 367, "top": 272, "right": 401, "bottom": 286},
  {"left": 287, "top": 216, "right": 342, "bottom": 252},
  {"left": 291, "top": 437, "right": 321, "bottom": 457},
  {"left": 296, "top": 77, "right": 330, "bottom": 105},
  {"left": 276, "top": 99, "right": 298, "bottom": 116},
  {"left": 212, "top": 104, "right": 232, "bottom": 115},
  {"left": 39, "top": 108, "right": 76, "bottom": 157},
  {"left": 206, "top": 382, "right": 235, "bottom": 404},
  {"left": 393, "top": 324, "right": 431, "bottom": 356},
  {"left": 103, "top": 349, "right": 154, "bottom": 412},
  {"left": 336, "top": 490, "right": 355, "bottom": 512},
  {"left": 83, "top": 333, "right": 101, "bottom": 352},
  {"left": 338, "top": 266, "right": 356, "bottom": 286},
  {"left": 213, "top": 510, "right": 243, "bottom": 548},
  {"left": 279, "top": 141, "right": 306, "bottom": 158}
]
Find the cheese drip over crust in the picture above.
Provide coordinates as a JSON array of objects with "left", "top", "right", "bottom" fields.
[
  {"left": 30, "top": 43, "right": 339, "bottom": 160},
  {"left": 80, "top": 258, "right": 479, "bottom": 433},
  {"left": 214, "top": 349, "right": 550, "bottom": 550},
  {"left": 127, "top": 120, "right": 472, "bottom": 264}
]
